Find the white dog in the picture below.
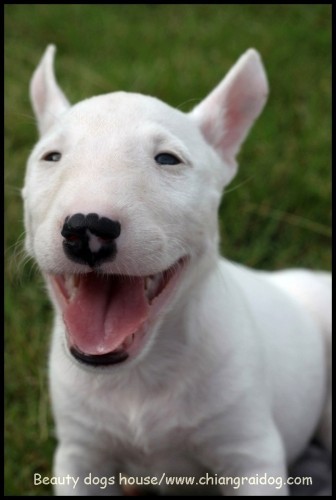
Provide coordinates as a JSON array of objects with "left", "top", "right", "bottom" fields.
[{"left": 23, "top": 46, "right": 331, "bottom": 496}]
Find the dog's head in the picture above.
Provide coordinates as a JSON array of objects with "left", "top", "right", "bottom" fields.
[{"left": 23, "top": 46, "right": 268, "bottom": 368}]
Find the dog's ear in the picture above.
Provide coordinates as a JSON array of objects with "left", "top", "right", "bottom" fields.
[
  {"left": 189, "top": 49, "right": 268, "bottom": 183},
  {"left": 30, "top": 45, "right": 70, "bottom": 136}
]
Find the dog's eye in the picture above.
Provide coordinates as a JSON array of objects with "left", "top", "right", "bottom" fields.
[
  {"left": 155, "top": 153, "right": 181, "bottom": 165},
  {"left": 42, "top": 152, "right": 62, "bottom": 162}
]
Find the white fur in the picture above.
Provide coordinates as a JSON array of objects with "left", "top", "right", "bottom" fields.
[{"left": 23, "top": 45, "right": 331, "bottom": 496}]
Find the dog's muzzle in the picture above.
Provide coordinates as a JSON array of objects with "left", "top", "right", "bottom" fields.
[{"left": 61, "top": 212, "right": 121, "bottom": 267}]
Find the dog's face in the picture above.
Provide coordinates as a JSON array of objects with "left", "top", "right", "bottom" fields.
[{"left": 23, "top": 46, "right": 267, "bottom": 367}]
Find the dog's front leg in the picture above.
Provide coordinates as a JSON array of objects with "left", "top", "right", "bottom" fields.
[
  {"left": 53, "top": 442, "right": 122, "bottom": 496},
  {"left": 194, "top": 420, "right": 289, "bottom": 496},
  {"left": 218, "top": 461, "right": 289, "bottom": 497}
]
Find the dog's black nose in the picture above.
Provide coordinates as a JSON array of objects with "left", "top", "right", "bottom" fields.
[{"left": 61, "top": 213, "right": 121, "bottom": 267}]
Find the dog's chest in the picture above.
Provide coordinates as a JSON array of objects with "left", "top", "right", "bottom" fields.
[
  {"left": 103, "top": 390, "right": 190, "bottom": 453},
  {"left": 83, "top": 378, "right": 200, "bottom": 469},
  {"left": 110, "top": 394, "right": 204, "bottom": 483}
]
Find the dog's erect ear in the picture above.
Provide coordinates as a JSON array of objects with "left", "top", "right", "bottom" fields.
[
  {"left": 189, "top": 49, "right": 268, "bottom": 182},
  {"left": 30, "top": 45, "right": 70, "bottom": 136}
]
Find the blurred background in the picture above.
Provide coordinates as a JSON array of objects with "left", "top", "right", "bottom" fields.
[{"left": 5, "top": 4, "right": 331, "bottom": 495}]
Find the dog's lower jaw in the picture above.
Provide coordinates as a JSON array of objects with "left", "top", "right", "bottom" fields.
[{"left": 70, "top": 345, "right": 129, "bottom": 365}]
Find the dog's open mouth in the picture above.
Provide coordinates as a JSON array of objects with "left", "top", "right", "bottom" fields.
[{"left": 50, "top": 256, "right": 188, "bottom": 366}]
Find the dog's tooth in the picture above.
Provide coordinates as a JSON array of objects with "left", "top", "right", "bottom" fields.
[
  {"left": 65, "top": 275, "right": 73, "bottom": 290},
  {"left": 64, "top": 274, "right": 81, "bottom": 300},
  {"left": 145, "top": 273, "right": 165, "bottom": 303},
  {"left": 145, "top": 275, "right": 155, "bottom": 301},
  {"left": 65, "top": 274, "right": 81, "bottom": 288},
  {"left": 121, "top": 333, "right": 135, "bottom": 350}
]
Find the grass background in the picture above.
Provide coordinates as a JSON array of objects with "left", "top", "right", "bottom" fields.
[{"left": 5, "top": 4, "right": 331, "bottom": 496}]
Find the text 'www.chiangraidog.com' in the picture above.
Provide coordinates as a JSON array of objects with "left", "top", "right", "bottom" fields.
[{"left": 33, "top": 472, "right": 313, "bottom": 490}]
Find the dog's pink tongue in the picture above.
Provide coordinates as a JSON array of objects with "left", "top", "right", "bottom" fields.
[{"left": 63, "top": 274, "right": 149, "bottom": 355}]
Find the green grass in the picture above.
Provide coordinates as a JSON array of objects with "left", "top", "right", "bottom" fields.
[{"left": 5, "top": 4, "right": 331, "bottom": 496}]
